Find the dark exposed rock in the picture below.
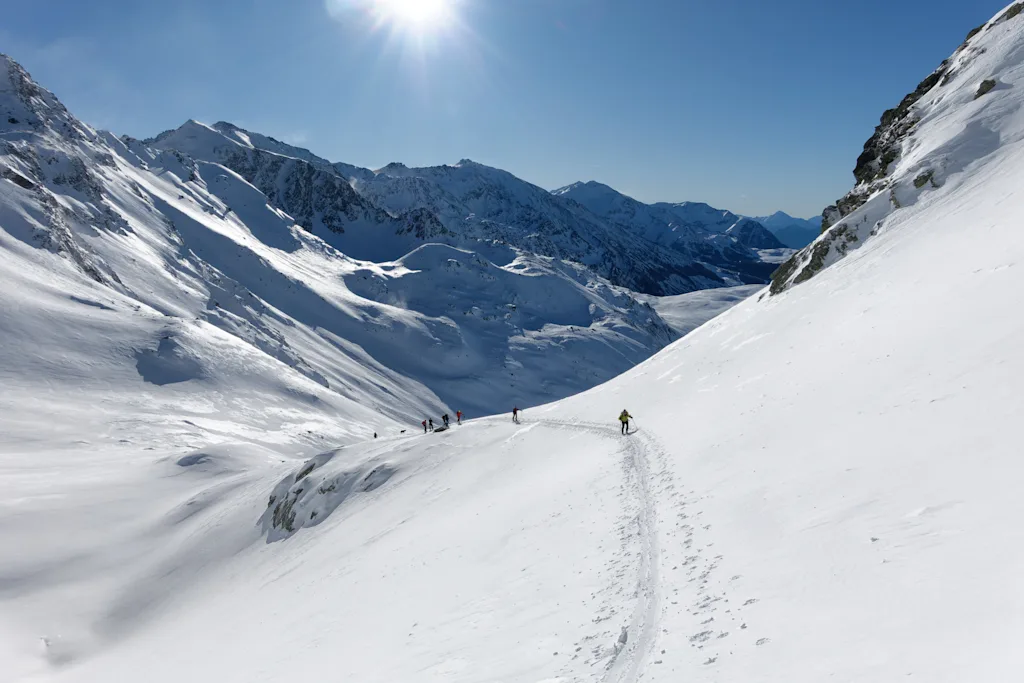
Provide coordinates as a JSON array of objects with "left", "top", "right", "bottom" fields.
[
  {"left": 1001, "top": 3, "right": 1023, "bottom": 22},
  {"left": 914, "top": 171, "right": 935, "bottom": 189},
  {"left": 397, "top": 206, "right": 451, "bottom": 240},
  {"left": 852, "top": 67, "right": 944, "bottom": 185},
  {"left": 1, "top": 165, "right": 34, "bottom": 189}
]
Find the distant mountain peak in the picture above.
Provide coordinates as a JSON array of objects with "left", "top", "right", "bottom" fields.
[
  {"left": 748, "top": 211, "right": 821, "bottom": 248},
  {"left": 554, "top": 180, "right": 785, "bottom": 256},
  {"left": 377, "top": 162, "right": 409, "bottom": 175},
  {"left": 1, "top": 53, "right": 90, "bottom": 140},
  {"left": 552, "top": 180, "right": 636, "bottom": 205},
  {"left": 550, "top": 181, "right": 585, "bottom": 195}
]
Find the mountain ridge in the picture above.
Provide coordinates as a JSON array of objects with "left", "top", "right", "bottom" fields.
[{"left": 147, "top": 119, "right": 783, "bottom": 295}]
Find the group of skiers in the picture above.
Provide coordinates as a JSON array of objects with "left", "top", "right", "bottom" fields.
[
  {"left": 416, "top": 407, "right": 633, "bottom": 434},
  {"left": 422, "top": 410, "right": 463, "bottom": 433}
]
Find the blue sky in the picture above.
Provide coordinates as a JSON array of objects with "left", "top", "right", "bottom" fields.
[{"left": 0, "top": 0, "right": 1008, "bottom": 217}]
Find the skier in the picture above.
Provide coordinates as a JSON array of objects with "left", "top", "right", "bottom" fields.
[
  {"left": 429, "top": 418, "right": 434, "bottom": 431},
  {"left": 619, "top": 409, "right": 632, "bottom": 435},
  {"left": 456, "top": 410, "right": 462, "bottom": 425},
  {"left": 422, "top": 419, "right": 428, "bottom": 433},
  {"left": 512, "top": 406, "right": 520, "bottom": 423},
  {"left": 442, "top": 414, "right": 450, "bottom": 428}
]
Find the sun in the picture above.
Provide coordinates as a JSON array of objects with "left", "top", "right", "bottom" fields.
[{"left": 374, "top": 0, "right": 456, "bottom": 32}]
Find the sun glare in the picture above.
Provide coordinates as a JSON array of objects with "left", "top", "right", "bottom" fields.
[{"left": 374, "top": 0, "right": 455, "bottom": 32}]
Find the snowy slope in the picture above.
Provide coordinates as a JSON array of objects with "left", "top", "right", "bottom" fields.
[
  {"left": 5, "top": 4, "right": 1024, "bottom": 682},
  {"left": 638, "top": 284, "right": 763, "bottom": 336}
]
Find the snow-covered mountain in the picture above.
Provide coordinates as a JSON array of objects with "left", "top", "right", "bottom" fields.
[
  {"left": 771, "top": 4, "right": 1024, "bottom": 294},
  {"left": 552, "top": 180, "right": 784, "bottom": 273},
  {"left": 5, "top": 3, "right": 1024, "bottom": 682},
  {"left": 147, "top": 124, "right": 779, "bottom": 296},
  {"left": 0, "top": 53, "right": 689, "bottom": 423},
  {"left": 144, "top": 120, "right": 418, "bottom": 263},
  {"left": 750, "top": 210, "right": 822, "bottom": 248}
]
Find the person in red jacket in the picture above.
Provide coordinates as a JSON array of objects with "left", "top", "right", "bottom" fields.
[
  {"left": 421, "top": 419, "right": 427, "bottom": 433},
  {"left": 456, "top": 410, "right": 463, "bottom": 425}
]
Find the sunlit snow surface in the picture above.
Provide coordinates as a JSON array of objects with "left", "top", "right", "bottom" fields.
[{"left": 4, "top": 3, "right": 1024, "bottom": 681}]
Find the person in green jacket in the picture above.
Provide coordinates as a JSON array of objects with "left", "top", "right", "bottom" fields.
[{"left": 619, "top": 409, "right": 632, "bottom": 435}]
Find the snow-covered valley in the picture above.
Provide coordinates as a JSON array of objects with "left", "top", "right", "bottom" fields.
[{"left": 4, "top": 2, "right": 1024, "bottom": 681}]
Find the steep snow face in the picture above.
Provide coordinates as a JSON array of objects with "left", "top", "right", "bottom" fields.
[
  {"left": 7, "top": 7, "right": 1024, "bottom": 677},
  {"left": 0, "top": 54, "right": 443, "bottom": 431},
  {"left": 146, "top": 120, "right": 418, "bottom": 263},
  {"left": 772, "top": 3, "right": 1024, "bottom": 293}
]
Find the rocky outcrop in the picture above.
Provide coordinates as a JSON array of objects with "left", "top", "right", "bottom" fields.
[{"left": 770, "top": 5, "right": 1023, "bottom": 295}]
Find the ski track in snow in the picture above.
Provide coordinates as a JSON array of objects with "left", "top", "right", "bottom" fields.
[
  {"left": 535, "top": 417, "right": 736, "bottom": 681},
  {"left": 536, "top": 419, "right": 663, "bottom": 683}
]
